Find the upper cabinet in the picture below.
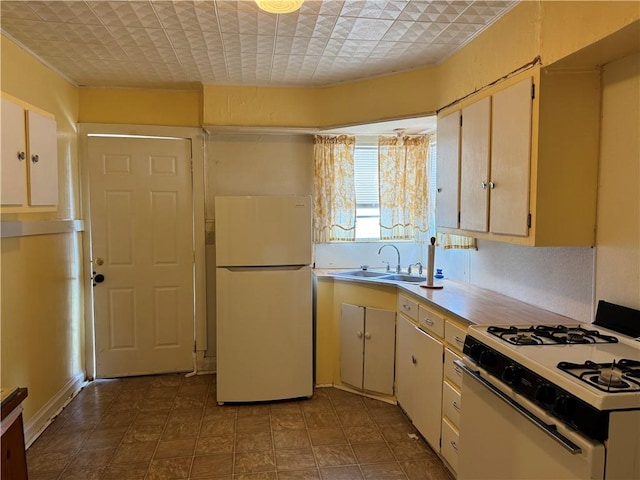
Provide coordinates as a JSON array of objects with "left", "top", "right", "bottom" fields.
[
  {"left": 436, "top": 66, "right": 600, "bottom": 246},
  {"left": 435, "top": 110, "right": 461, "bottom": 229},
  {"left": 1, "top": 96, "right": 58, "bottom": 208}
]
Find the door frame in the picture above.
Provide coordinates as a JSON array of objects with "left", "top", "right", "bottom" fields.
[{"left": 79, "top": 123, "right": 207, "bottom": 380}]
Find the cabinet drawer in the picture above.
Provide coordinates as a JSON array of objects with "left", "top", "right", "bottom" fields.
[
  {"left": 442, "top": 381, "right": 461, "bottom": 428},
  {"left": 397, "top": 294, "right": 418, "bottom": 322},
  {"left": 445, "top": 321, "right": 467, "bottom": 353},
  {"left": 417, "top": 304, "right": 444, "bottom": 338},
  {"left": 441, "top": 418, "right": 459, "bottom": 474},
  {"left": 444, "top": 348, "right": 463, "bottom": 389}
]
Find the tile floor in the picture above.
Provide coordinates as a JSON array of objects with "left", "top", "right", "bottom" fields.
[{"left": 26, "top": 374, "right": 454, "bottom": 480}]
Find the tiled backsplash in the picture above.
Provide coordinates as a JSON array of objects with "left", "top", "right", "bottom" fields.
[{"left": 314, "top": 242, "right": 424, "bottom": 271}]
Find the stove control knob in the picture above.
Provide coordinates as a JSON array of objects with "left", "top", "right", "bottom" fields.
[
  {"left": 553, "top": 395, "right": 576, "bottom": 418},
  {"left": 535, "top": 384, "right": 556, "bottom": 406},
  {"left": 469, "top": 343, "right": 484, "bottom": 362},
  {"left": 502, "top": 364, "right": 520, "bottom": 386},
  {"left": 479, "top": 350, "right": 497, "bottom": 368}
]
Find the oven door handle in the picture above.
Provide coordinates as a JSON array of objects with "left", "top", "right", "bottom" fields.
[{"left": 455, "top": 360, "right": 583, "bottom": 455}]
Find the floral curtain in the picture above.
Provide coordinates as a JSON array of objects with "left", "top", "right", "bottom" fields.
[
  {"left": 436, "top": 232, "right": 477, "bottom": 250},
  {"left": 378, "top": 135, "right": 430, "bottom": 243},
  {"left": 313, "top": 135, "right": 357, "bottom": 242}
]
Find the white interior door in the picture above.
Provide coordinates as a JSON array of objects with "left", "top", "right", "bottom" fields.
[{"left": 88, "top": 136, "right": 194, "bottom": 377}]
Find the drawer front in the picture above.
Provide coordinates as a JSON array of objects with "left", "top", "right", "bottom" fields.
[
  {"left": 442, "top": 380, "right": 461, "bottom": 428},
  {"left": 417, "top": 305, "right": 444, "bottom": 338},
  {"left": 441, "top": 418, "right": 459, "bottom": 474},
  {"left": 397, "top": 294, "right": 418, "bottom": 322},
  {"left": 445, "top": 321, "right": 467, "bottom": 353},
  {"left": 444, "top": 348, "right": 463, "bottom": 389}
]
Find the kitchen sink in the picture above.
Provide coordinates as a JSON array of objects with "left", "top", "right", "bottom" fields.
[
  {"left": 381, "top": 274, "right": 426, "bottom": 283},
  {"left": 333, "top": 270, "right": 389, "bottom": 278},
  {"left": 331, "top": 270, "right": 426, "bottom": 284}
]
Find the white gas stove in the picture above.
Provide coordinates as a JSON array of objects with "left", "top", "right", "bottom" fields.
[{"left": 458, "top": 300, "right": 640, "bottom": 480}]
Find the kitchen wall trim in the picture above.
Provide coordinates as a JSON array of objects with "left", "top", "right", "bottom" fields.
[
  {"left": 0, "top": 220, "right": 84, "bottom": 238},
  {"left": 78, "top": 123, "right": 207, "bottom": 379},
  {"left": 204, "top": 125, "right": 318, "bottom": 136}
]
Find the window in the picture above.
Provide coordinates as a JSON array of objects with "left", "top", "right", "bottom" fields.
[
  {"left": 353, "top": 136, "right": 437, "bottom": 241},
  {"left": 354, "top": 138, "right": 380, "bottom": 240}
]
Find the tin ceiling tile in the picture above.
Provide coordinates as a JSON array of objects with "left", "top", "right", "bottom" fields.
[{"left": 0, "top": 0, "right": 516, "bottom": 89}]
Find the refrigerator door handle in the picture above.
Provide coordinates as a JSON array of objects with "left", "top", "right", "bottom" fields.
[{"left": 222, "top": 265, "right": 308, "bottom": 272}]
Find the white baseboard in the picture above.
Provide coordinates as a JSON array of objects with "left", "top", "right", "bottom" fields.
[{"left": 24, "top": 373, "right": 87, "bottom": 448}]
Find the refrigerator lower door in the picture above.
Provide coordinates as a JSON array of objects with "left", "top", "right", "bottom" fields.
[{"left": 216, "top": 265, "right": 313, "bottom": 402}]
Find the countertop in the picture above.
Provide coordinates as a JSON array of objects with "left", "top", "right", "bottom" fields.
[{"left": 314, "top": 268, "right": 576, "bottom": 327}]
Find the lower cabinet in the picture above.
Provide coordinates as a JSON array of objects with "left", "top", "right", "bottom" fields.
[
  {"left": 340, "top": 303, "right": 396, "bottom": 395},
  {"left": 396, "top": 314, "right": 444, "bottom": 451}
]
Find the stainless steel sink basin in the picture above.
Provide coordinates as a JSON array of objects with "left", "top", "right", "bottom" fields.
[
  {"left": 333, "top": 270, "right": 389, "bottom": 278},
  {"left": 381, "top": 274, "right": 426, "bottom": 283}
]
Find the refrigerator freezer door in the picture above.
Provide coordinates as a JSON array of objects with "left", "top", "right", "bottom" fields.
[
  {"left": 216, "top": 265, "right": 313, "bottom": 402},
  {"left": 215, "top": 196, "right": 311, "bottom": 267}
]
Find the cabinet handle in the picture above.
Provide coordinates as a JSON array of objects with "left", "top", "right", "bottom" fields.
[
  {"left": 450, "top": 440, "right": 459, "bottom": 452},
  {"left": 454, "top": 365, "right": 463, "bottom": 376},
  {"left": 489, "top": 181, "right": 495, "bottom": 189},
  {"left": 402, "top": 304, "right": 411, "bottom": 312},
  {"left": 454, "top": 335, "right": 464, "bottom": 345},
  {"left": 481, "top": 181, "right": 487, "bottom": 189},
  {"left": 364, "top": 332, "right": 371, "bottom": 340},
  {"left": 423, "top": 317, "right": 434, "bottom": 326},
  {"left": 452, "top": 400, "right": 460, "bottom": 411},
  {"left": 31, "top": 154, "right": 39, "bottom": 163},
  {"left": 437, "top": 187, "right": 443, "bottom": 193},
  {"left": 17, "top": 151, "right": 26, "bottom": 161},
  {"left": 357, "top": 331, "right": 363, "bottom": 338},
  {"left": 411, "top": 355, "right": 417, "bottom": 365}
]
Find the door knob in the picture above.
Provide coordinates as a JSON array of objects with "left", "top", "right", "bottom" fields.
[{"left": 92, "top": 272, "right": 105, "bottom": 286}]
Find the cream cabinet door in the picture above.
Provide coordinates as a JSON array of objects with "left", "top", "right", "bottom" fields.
[
  {"left": 26, "top": 110, "right": 58, "bottom": 206},
  {"left": 489, "top": 77, "right": 533, "bottom": 236},
  {"left": 363, "top": 307, "right": 396, "bottom": 396},
  {"left": 460, "top": 96, "right": 491, "bottom": 232},
  {"left": 1, "top": 98, "right": 27, "bottom": 206},
  {"left": 396, "top": 315, "right": 444, "bottom": 451},
  {"left": 436, "top": 110, "right": 461, "bottom": 228},
  {"left": 340, "top": 303, "right": 365, "bottom": 390}
]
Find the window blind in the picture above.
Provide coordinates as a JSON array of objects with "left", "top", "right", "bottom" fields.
[{"left": 354, "top": 145, "right": 379, "bottom": 207}]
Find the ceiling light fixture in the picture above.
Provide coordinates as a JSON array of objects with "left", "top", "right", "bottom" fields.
[{"left": 255, "top": 0, "right": 303, "bottom": 14}]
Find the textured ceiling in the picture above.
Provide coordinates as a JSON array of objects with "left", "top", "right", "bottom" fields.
[{"left": 1, "top": 0, "right": 516, "bottom": 90}]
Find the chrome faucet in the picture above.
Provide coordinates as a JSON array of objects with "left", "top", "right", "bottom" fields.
[
  {"left": 378, "top": 244, "right": 401, "bottom": 273},
  {"left": 408, "top": 262, "right": 423, "bottom": 276}
]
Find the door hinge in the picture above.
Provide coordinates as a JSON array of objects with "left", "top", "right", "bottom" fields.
[
  {"left": 527, "top": 213, "right": 532, "bottom": 228},
  {"left": 458, "top": 211, "right": 461, "bottom": 225},
  {"left": 442, "top": 351, "right": 445, "bottom": 363},
  {"left": 531, "top": 83, "right": 536, "bottom": 100},
  {"left": 459, "top": 114, "right": 463, "bottom": 127}
]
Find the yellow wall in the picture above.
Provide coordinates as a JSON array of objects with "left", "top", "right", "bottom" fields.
[
  {"left": 595, "top": 53, "right": 640, "bottom": 308},
  {"left": 1, "top": 35, "right": 84, "bottom": 427},
  {"left": 79, "top": 87, "right": 202, "bottom": 127}
]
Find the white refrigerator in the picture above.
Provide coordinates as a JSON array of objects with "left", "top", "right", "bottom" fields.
[{"left": 215, "top": 195, "right": 313, "bottom": 403}]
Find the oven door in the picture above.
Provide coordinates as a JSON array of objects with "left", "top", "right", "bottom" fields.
[{"left": 457, "top": 360, "right": 606, "bottom": 480}]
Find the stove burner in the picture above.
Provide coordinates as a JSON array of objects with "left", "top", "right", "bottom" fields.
[
  {"left": 558, "top": 359, "right": 640, "bottom": 393},
  {"left": 594, "top": 368, "right": 627, "bottom": 388},
  {"left": 487, "top": 324, "right": 619, "bottom": 345}
]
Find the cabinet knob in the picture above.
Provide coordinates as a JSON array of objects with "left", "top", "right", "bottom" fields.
[
  {"left": 364, "top": 332, "right": 371, "bottom": 340},
  {"left": 411, "top": 355, "right": 417, "bottom": 364},
  {"left": 357, "top": 331, "right": 363, "bottom": 338},
  {"left": 452, "top": 400, "right": 460, "bottom": 411},
  {"left": 31, "top": 154, "right": 39, "bottom": 163},
  {"left": 437, "top": 187, "right": 443, "bottom": 193},
  {"left": 489, "top": 181, "right": 495, "bottom": 189},
  {"left": 481, "top": 181, "right": 487, "bottom": 189},
  {"left": 17, "top": 151, "right": 26, "bottom": 161},
  {"left": 450, "top": 440, "right": 459, "bottom": 452}
]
